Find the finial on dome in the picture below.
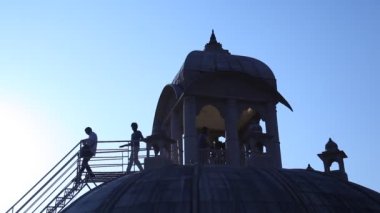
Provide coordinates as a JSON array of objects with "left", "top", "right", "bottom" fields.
[
  {"left": 325, "top": 138, "right": 338, "bottom": 151},
  {"left": 204, "top": 30, "right": 230, "bottom": 54},
  {"left": 210, "top": 29, "right": 217, "bottom": 43},
  {"left": 306, "top": 164, "right": 314, "bottom": 171}
]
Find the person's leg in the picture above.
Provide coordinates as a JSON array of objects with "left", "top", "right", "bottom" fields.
[
  {"left": 126, "top": 151, "right": 134, "bottom": 174},
  {"left": 133, "top": 147, "right": 144, "bottom": 171},
  {"left": 84, "top": 156, "right": 95, "bottom": 177},
  {"left": 135, "top": 160, "right": 143, "bottom": 171},
  {"left": 134, "top": 157, "right": 144, "bottom": 171},
  {"left": 75, "top": 157, "right": 89, "bottom": 181}
]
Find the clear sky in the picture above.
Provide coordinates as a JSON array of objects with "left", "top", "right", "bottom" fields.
[{"left": 1, "top": 1, "right": 379, "bottom": 211}]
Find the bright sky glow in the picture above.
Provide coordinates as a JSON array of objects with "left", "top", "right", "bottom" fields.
[{"left": 1, "top": 1, "right": 380, "bottom": 211}]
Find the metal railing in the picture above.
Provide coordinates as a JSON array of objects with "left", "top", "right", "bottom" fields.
[{"left": 6, "top": 140, "right": 148, "bottom": 213}]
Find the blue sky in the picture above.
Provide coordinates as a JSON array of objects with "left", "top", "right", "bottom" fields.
[{"left": 1, "top": 1, "right": 379, "bottom": 211}]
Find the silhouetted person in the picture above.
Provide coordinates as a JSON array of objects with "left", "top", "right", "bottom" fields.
[
  {"left": 243, "top": 117, "right": 263, "bottom": 154},
  {"left": 209, "top": 136, "right": 225, "bottom": 164},
  {"left": 76, "top": 127, "right": 97, "bottom": 181},
  {"left": 121, "top": 122, "right": 144, "bottom": 174},
  {"left": 199, "top": 127, "right": 210, "bottom": 149},
  {"left": 198, "top": 127, "right": 210, "bottom": 164}
]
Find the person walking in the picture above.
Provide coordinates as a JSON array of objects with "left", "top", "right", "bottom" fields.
[
  {"left": 121, "top": 122, "right": 144, "bottom": 174},
  {"left": 76, "top": 127, "right": 97, "bottom": 181}
]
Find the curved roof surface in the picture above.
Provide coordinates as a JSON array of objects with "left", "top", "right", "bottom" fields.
[
  {"left": 63, "top": 165, "right": 380, "bottom": 213},
  {"left": 172, "top": 31, "right": 276, "bottom": 87},
  {"left": 168, "top": 32, "right": 293, "bottom": 110},
  {"left": 172, "top": 50, "right": 276, "bottom": 85}
]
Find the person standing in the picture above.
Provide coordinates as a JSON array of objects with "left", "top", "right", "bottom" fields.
[
  {"left": 76, "top": 127, "right": 98, "bottom": 181},
  {"left": 198, "top": 127, "right": 210, "bottom": 149},
  {"left": 122, "top": 122, "right": 144, "bottom": 174},
  {"left": 243, "top": 116, "right": 264, "bottom": 155},
  {"left": 198, "top": 127, "right": 210, "bottom": 164}
]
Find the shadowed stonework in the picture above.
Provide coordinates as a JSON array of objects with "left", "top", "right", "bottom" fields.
[
  {"left": 63, "top": 166, "right": 380, "bottom": 213},
  {"left": 62, "top": 31, "right": 380, "bottom": 213}
]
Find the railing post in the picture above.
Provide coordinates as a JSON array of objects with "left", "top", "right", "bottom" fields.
[
  {"left": 146, "top": 143, "right": 150, "bottom": 158},
  {"left": 77, "top": 149, "right": 81, "bottom": 177},
  {"left": 121, "top": 150, "right": 124, "bottom": 173}
]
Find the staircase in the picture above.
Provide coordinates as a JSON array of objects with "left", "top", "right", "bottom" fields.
[
  {"left": 45, "top": 179, "right": 87, "bottom": 213},
  {"left": 6, "top": 140, "right": 148, "bottom": 213}
]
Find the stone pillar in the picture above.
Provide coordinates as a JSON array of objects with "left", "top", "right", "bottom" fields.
[
  {"left": 265, "top": 103, "right": 282, "bottom": 168},
  {"left": 183, "top": 96, "right": 198, "bottom": 164},
  {"left": 224, "top": 99, "right": 240, "bottom": 166},
  {"left": 178, "top": 135, "right": 184, "bottom": 165},
  {"left": 323, "top": 161, "right": 331, "bottom": 172},
  {"left": 338, "top": 159, "right": 345, "bottom": 172},
  {"left": 170, "top": 110, "right": 181, "bottom": 164}
]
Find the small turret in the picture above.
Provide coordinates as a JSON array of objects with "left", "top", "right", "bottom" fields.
[{"left": 318, "top": 138, "right": 348, "bottom": 181}]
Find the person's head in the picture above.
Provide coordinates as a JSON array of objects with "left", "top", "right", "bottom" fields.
[
  {"left": 85, "top": 127, "right": 92, "bottom": 135},
  {"left": 131, "top": 122, "right": 138, "bottom": 131}
]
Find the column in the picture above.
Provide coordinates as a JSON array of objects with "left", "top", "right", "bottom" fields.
[
  {"left": 265, "top": 103, "right": 282, "bottom": 168},
  {"left": 323, "top": 160, "right": 330, "bottom": 172},
  {"left": 170, "top": 110, "right": 181, "bottom": 164},
  {"left": 183, "top": 96, "right": 198, "bottom": 165},
  {"left": 338, "top": 159, "right": 345, "bottom": 172},
  {"left": 224, "top": 99, "right": 240, "bottom": 166}
]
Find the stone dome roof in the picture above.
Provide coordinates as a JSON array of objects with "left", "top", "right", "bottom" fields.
[
  {"left": 325, "top": 138, "right": 339, "bottom": 152},
  {"left": 172, "top": 50, "right": 276, "bottom": 86},
  {"left": 169, "top": 31, "right": 293, "bottom": 111},
  {"left": 63, "top": 165, "right": 380, "bottom": 213},
  {"left": 172, "top": 31, "right": 276, "bottom": 88}
]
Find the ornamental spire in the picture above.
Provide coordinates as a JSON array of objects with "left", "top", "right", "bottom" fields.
[
  {"left": 210, "top": 29, "right": 217, "bottom": 43},
  {"left": 204, "top": 30, "right": 230, "bottom": 54}
]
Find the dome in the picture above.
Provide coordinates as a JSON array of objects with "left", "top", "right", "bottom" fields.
[
  {"left": 63, "top": 165, "right": 380, "bottom": 213},
  {"left": 172, "top": 31, "right": 276, "bottom": 88},
  {"left": 325, "top": 138, "right": 339, "bottom": 152},
  {"left": 169, "top": 31, "right": 292, "bottom": 111},
  {"left": 172, "top": 50, "right": 276, "bottom": 87}
]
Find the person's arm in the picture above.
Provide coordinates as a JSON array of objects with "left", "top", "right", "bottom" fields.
[
  {"left": 80, "top": 139, "right": 89, "bottom": 146},
  {"left": 140, "top": 131, "right": 145, "bottom": 141},
  {"left": 119, "top": 143, "right": 131, "bottom": 148}
]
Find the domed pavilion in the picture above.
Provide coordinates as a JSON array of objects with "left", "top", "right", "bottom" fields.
[{"left": 62, "top": 31, "right": 380, "bottom": 213}]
